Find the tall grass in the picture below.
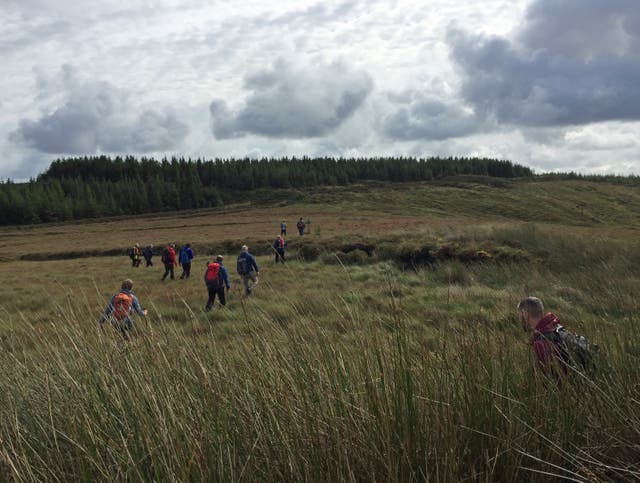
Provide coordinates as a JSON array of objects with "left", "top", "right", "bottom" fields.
[{"left": 1, "top": 223, "right": 640, "bottom": 481}]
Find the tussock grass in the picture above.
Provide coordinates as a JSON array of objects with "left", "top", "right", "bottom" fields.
[{"left": 1, "top": 183, "right": 640, "bottom": 480}]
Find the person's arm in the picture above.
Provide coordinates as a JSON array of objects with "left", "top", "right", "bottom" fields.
[
  {"left": 251, "top": 255, "right": 259, "bottom": 273},
  {"left": 131, "top": 295, "right": 148, "bottom": 316},
  {"left": 221, "top": 266, "right": 231, "bottom": 289}
]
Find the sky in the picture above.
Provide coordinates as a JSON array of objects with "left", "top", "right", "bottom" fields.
[{"left": 2, "top": 0, "right": 639, "bottom": 180}]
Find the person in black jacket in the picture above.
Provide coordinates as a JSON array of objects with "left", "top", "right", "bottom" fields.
[{"left": 273, "top": 235, "right": 286, "bottom": 264}]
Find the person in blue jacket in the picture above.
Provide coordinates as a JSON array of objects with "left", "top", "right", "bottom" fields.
[
  {"left": 143, "top": 244, "right": 154, "bottom": 267},
  {"left": 237, "top": 245, "right": 259, "bottom": 296},
  {"left": 98, "top": 279, "right": 147, "bottom": 339},
  {"left": 179, "top": 243, "right": 195, "bottom": 279},
  {"left": 205, "top": 255, "right": 231, "bottom": 311}
]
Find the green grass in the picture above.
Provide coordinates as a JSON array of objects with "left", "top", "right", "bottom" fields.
[{"left": 1, "top": 179, "right": 640, "bottom": 481}]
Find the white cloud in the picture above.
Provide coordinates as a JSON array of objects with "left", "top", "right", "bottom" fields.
[{"left": 1, "top": 0, "right": 640, "bottom": 178}]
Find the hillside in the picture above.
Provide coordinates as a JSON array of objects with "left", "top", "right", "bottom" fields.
[
  {"left": 1, "top": 177, "right": 639, "bottom": 481},
  {"left": 1, "top": 178, "right": 639, "bottom": 261}
]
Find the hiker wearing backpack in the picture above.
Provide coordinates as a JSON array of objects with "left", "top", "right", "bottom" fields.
[
  {"left": 205, "top": 255, "right": 231, "bottom": 311},
  {"left": 297, "top": 217, "right": 305, "bottom": 236},
  {"left": 280, "top": 220, "right": 287, "bottom": 236},
  {"left": 161, "top": 243, "right": 177, "bottom": 281},
  {"left": 98, "top": 279, "right": 147, "bottom": 339},
  {"left": 179, "top": 243, "right": 195, "bottom": 279},
  {"left": 143, "top": 244, "right": 154, "bottom": 267},
  {"left": 237, "top": 245, "right": 259, "bottom": 296},
  {"left": 518, "top": 296, "right": 596, "bottom": 379},
  {"left": 273, "top": 235, "right": 286, "bottom": 264},
  {"left": 129, "top": 243, "right": 141, "bottom": 267}
]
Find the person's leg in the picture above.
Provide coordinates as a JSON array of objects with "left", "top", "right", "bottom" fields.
[
  {"left": 185, "top": 263, "right": 191, "bottom": 278},
  {"left": 206, "top": 286, "right": 216, "bottom": 310},
  {"left": 242, "top": 275, "right": 251, "bottom": 295},
  {"left": 247, "top": 272, "right": 257, "bottom": 294},
  {"left": 169, "top": 265, "right": 174, "bottom": 279},
  {"left": 218, "top": 287, "right": 226, "bottom": 306},
  {"left": 162, "top": 264, "right": 170, "bottom": 280}
]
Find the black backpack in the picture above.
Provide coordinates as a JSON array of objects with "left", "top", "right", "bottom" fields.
[
  {"left": 539, "top": 325, "right": 598, "bottom": 375},
  {"left": 161, "top": 247, "right": 170, "bottom": 264},
  {"left": 237, "top": 254, "right": 250, "bottom": 275}
]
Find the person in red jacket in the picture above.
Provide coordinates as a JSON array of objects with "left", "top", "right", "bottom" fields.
[
  {"left": 161, "top": 243, "right": 177, "bottom": 281},
  {"left": 518, "top": 296, "right": 568, "bottom": 379}
]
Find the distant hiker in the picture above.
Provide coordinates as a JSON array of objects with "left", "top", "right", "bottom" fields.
[
  {"left": 518, "top": 296, "right": 597, "bottom": 380},
  {"left": 280, "top": 220, "right": 287, "bottom": 236},
  {"left": 98, "top": 279, "right": 147, "bottom": 340},
  {"left": 161, "top": 243, "right": 177, "bottom": 281},
  {"left": 143, "top": 244, "right": 154, "bottom": 267},
  {"left": 297, "top": 217, "right": 306, "bottom": 236},
  {"left": 273, "top": 235, "right": 286, "bottom": 264},
  {"left": 129, "top": 243, "right": 141, "bottom": 267},
  {"left": 237, "top": 245, "right": 259, "bottom": 296},
  {"left": 205, "top": 255, "right": 231, "bottom": 311},
  {"left": 179, "top": 243, "right": 195, "bottom": 279}
]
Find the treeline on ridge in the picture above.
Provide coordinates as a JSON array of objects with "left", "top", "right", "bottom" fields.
[{"left": 1, "top": 156, "right": 530, "bottom": 225}]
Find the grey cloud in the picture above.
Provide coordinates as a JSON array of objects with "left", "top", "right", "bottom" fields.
[
  {"left": 518, "top": 0, "right": 637, "bottom": 60},
  {"left": 12, "top": 70, "right": 188, "bottom": 154},
  {"left": 210, "top": 58, "right": 373, "bottom": 139},
  {"left": 448, "top": 0, "right": 640, "bottom": 127},
  {"left": 383, "top": 95, "right": 481, "bottom": 140}
]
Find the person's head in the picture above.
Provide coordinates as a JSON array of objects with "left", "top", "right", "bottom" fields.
[
  {"left": 185, "top": 243, "right": 190, "bottom": 248},
  {"left": 170, "top": 243, "right": 175, "bottom": 248},
  {"left": 149, "top": 244, "right": 153, "bottom": 248},
  {"left": 277, "top": 235, "right": 282, "bottom": 239},
  {"left": 299, "top": 217, "right": 303, "bottom": 221},
  {"left": 215, "top": 255, "right": 224, "bottom": 263},
  {"left": 121, "top": 279, "right": 134, "bottom": 291},
  {"left": 241, "top": 245, "right": 248, "bottom": 253},
  {"left": 518, "top": 297, "right": 544, "bottom": 331},
  {"left": 135, "top": 243, "right": 139, "bottom": 247}
]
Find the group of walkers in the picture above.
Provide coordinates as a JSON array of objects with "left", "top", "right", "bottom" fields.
[
  {"left": 123, "top": 239, "right": 263, "bottom": 305},
  {"left": 281, "top": 218, "right": 307, "bottom": 237},
  {"left": 129, "top": 242, "right": 195, "bottom": 280},
  {"left": 111, "top": 217, "right": 598, "bottom": 383},
  {"left": 128, "top": 243, "right": 154, "bottom": 268}
]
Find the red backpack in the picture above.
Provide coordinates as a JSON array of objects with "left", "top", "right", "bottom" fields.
[
  {"left": 205, "top": 262, "right": 222, "bottom": 287},
  {"left": 112, "top": 292, "right": 133, "bottom": 320}
]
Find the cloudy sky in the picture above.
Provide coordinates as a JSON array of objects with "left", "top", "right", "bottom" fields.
[{"left": 2, "top": 0, "right": 639, "bottom": 179}]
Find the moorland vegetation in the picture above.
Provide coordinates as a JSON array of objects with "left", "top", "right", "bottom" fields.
[{"left": 0, "top": 173, "right": 639, "bottom": 481}]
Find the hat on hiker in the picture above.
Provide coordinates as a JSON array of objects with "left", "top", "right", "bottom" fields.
[{"left": 215, "top": 255, "right": 223, "bottom": 262}]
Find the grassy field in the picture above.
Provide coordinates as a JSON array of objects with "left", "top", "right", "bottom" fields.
[{"left": 1, "top": 178, "right": 640, "bottom": 481}]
